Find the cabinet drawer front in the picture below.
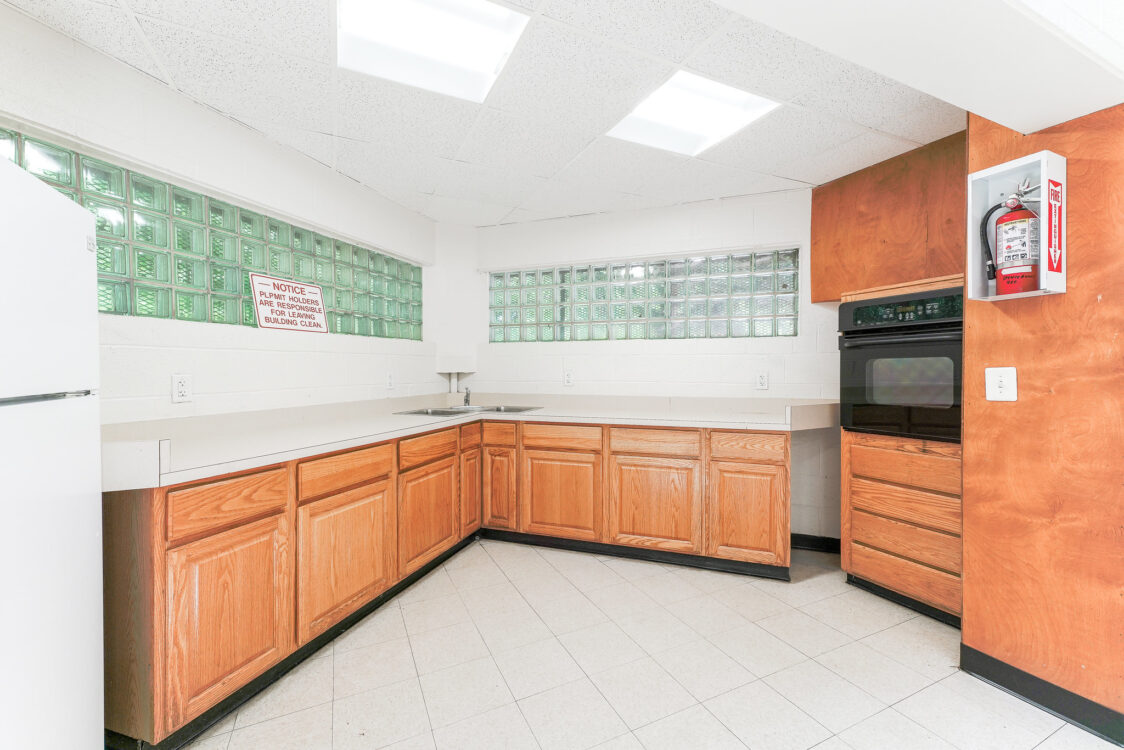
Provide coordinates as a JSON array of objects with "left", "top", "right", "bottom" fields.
[
  {"left": 298, "top": 444, "right": 394, "bottom": 501},
  {"left": 709, "top": 431, "right": 787, "bottom": 463},
  {"left": 850, "top": 543, "right": 961, "bottom": 615},
  {"left": 609, "top": 428, "right": 700, "bottom": 457},
  {"left": 850, "top": 444, "right": 961, "bottom": 496},
  {"left": 852, "top": 510, "right": 961, "bottom": 574},
  {"left": 522, "top": 423, "right": 602, "bottom": 451},
  {"left": 460, "top": 422, "right": 482, "bottom": 448},
  {"left": 482, "top": 421, "right": 516, "bottom": 446},
  {"left": 168, "top": 468, "right": 288, "bottom": 544},
  {"left": 399, "top": 428, "right": 458, "bottom": 471},
  {"left": 850, "top": 477, "right": 961, "bottom": 534}
]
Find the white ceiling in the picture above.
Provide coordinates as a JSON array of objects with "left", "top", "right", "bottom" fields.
[{"left": 4, "top": 0, "right": 966, "bottom": 226}]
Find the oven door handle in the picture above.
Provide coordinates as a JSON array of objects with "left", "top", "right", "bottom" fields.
[{"left": 839, "top": 331, "right": 962, "bottom": 349}]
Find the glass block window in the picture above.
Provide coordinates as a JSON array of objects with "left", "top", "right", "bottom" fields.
[
  {"left": 488, "top": 251, "right": 797, "bottom": 342},
  {"left": 1, "top": 127, "right": 422, "bottom": 340}
]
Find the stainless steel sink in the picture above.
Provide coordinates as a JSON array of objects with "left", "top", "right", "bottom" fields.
[{"left": 396, "top": 405, "right": 541, "bottom": 416}]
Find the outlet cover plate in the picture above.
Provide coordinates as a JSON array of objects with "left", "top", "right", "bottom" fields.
[
  {"left": 985, "top": 367, "right": 1017, "bottom": 401},
  {"left": 171, "top": 374, "right": 192, "bottom": 403}
]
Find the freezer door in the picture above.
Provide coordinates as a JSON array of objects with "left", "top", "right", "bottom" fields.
[
  {"left": 0, "top": 395, "right": 103, "bottom": 748},
  {"left": 0, "top": 158, "right": 99, "bottom": 399}
]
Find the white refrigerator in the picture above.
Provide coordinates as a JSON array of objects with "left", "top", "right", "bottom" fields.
[{"left": 0, "top": 157, "right": 104, "bottom": 747}]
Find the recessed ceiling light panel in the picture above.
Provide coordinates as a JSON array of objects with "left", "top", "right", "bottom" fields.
[
  {"left": 607, "top": 71, "right": 780, "bottom": 156},
  {"left": 337, "top": 0, "right": 529, "bottom": 103}
]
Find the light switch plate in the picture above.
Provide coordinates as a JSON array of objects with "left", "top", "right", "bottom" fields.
[{"left": 985, "top": 367, "right": 1017, "bottom": 401}]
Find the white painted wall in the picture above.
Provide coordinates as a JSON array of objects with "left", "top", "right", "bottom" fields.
[{"left": 464, "top": 191, "right": 841, "bottom": 401}]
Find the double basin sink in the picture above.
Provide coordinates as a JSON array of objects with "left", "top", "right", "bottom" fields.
[{"left": 396, "top": 405, "right": 541, "bottom": 417}]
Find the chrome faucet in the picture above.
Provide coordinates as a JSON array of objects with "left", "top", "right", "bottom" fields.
[{"left": 463, "top": 388, "right": 471, "bottom": 406}]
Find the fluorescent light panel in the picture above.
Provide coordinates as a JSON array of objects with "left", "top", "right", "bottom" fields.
[
  {"left": 337, "top": 0, "right": 529, "bottom": 103},
  {"left": 608, "top": 71, "right": 780, "bottom": 156}
]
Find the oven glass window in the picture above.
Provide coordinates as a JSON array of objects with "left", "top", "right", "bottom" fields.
[{"left": 868, "top": 357, "right": 955, "bottom": 407}]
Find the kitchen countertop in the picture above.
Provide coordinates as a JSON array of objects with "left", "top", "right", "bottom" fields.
[{"left": 100, "top": 393, "right": 839, "bottom": 491}]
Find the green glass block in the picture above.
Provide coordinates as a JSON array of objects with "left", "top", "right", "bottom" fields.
[
  {"left": 708, "top": 255, "right": 731, "bottom": 275},
  {"left": 574, "top": 286, "right": 589, "bottom": 303},
  {"left": 237, "top": 209, "right": 264, "bottom": 239},
  {"left": 398, "top": 262, "right": 411, "bottom": 281},
  {"left": 505, "top": 326, "right": 521, "bottom": 342},
  {"left": 539, "top": 325, "right": 555, "bottom": 342},
  {"left": 611, "top": 303, "right": 628, "bottom": 321},
  {"left": 557, "top": 287, "right": 570, "bottom": 303},
  {"left": 133, "top": 284, "right": 172, "bottom": 318},
  {"left": 709, "top": 277, "right": 729, "bottom": 296},
  {"left": 648, "top": 282, "right": 666, "bottom": 298},
  {"left": 686, "top": 279, "right": 707, "bottom": 297},
  {"left": 688, "top": 257, "right": 707, "bottom": 276},
  {"left": 321, "top": 286, "right": 334, "bottom": 308},
  {"left": 335, "top": 288, "right": 353, "bottom": 311},
  {"left": 538, "top": 287, "right": 554, "bottom": 305},
  {"left": 610, "top": 323, "right": 627, "bottom": 340},
  {"left": 385, "top": 319, "right": 399, "bottom": 338},
  {"left": 397, "top": 283, "right": 412, "bottom": 302},
  {"left": 411, "top": 303, "right": 423, "bottom": 323},
  {"left": 752, "top": 295, "right": 775, "bottom": 317},
  {"left": 591, "top": 303, "right": 608, "bottom": 322},
  {"left": 556, "top": 324, "right": 572, "bottom": 342},
  {"left": 647, "top": 301, "right": 666, "bottom": 319},
  {"left": 385, "top": 278, "right": 399, "bottom": 298},
  {"left": 731, "top": 253, "right": 753, "bottom": 273},
  {"left": 754, "top": 251, "right": 776, "bottom": 272},
  {"left": 210, "top": 294, "right": 240, "bottom": 324},
  {"left": 627, "top": 263, "right": 644, "bottom": 281},
  {"left": 267, "top": 218, "right": 290, "bottom": 246},
  {"left": 777, "top": 249, "right": 798, "bottom": 271},
  {"left": 174, "top": 254, "right": 207, "bottom": 289},
  {"left": 241, "top": 270, "right": 254, "bottom": 296},
  {"left": 171, "top": 187, "right": 204, "bottom": 222},
  {"left": 629, "top": 283, "right": 647, "bottom": 300},
  {"left": 688, "top": 299, "right": 707, "bottom": 318},
  {"left": 208, "top": 231, "right": 237, "bottom": 261},
  {"left": 133, "top": 247, "right": 171, "bottom": 283},
  {"left": 335, "top": 263, "right": 353, "bottom": 287},
  {"left": 132, "top": 209, "right": 169, "bottom": 248},
  {"left": 491, "top": 290, "right": 504, "bottom": 307},
  {"left": 647, "top": 262, "right": 666, "bottom": 279},
  {"left": 314, "top": 258, "right": 333, "bottom": 284},
  {"left": 291, "top": 227, "right": 312, "bottom": 252},
  {"left": 240, "top": 239, "right": 266, "bottom": 270},
  {"left": 523, "top": 307, "right": 537, "bottom": 324},
  {"left": 352, "top": 247, "right": 369, "bottom": 268},
  {"left": 411, "top": 283, "right": 422, "bottom": 302},
  {"left": 753, "top": 318, "right": 775, "bottom": 337},
  {"left": 539, "top": 305, "right": 555, "bottom": 323},
  {"left": 668, "top": 260, "right": 688, "bottom": 279},
  {"left": 573, "top": 324, "right": 590, "bottom": 341},
  {"left": 572, "top": 266, "right": 589, "bottom": 283},
  {"left": 648, "top": 322, "right": 666, "bottom": 339},
  {"left": 591, "top": 323, "right": 608, "bottom": 341},
  {"left": 730, "top": 275, "right": 753, "bottom": 295},
  {"left": 209, "top": 262, "right": 240, "bottom": 294},
  {"left": 524, "top": 289, "right": 538, "bottom": 305},
  {"left": 352, "top": 315, "right": 371, "bottom": 336},
  {"left": 506, "top": 308, "right": 521, "bottom": 325},
  {"left": 610, "top": 264, "right": 627, "bottom": 282},
  {"left": 292, "top": 252, "right": 315, "bottom": 281},
  {"left": 709, "top": 298, "right": 728, "bottom": 318},
  {"left": 353, "top": 293, "right": 370, "bottom": 314},
  {"left": 490, "top": 308, "right": 504, "bottom": 325},
  {"left": 368, "top": 253, "right": 386, "bottom": 274},
  {"left": 523, "top": 325, "right": 537, "bottom": 342},
  {"left": 242, "top": 298, "right": 257, "bottom": 327},
  {"left": 130, "top": 174, "right": 168, "bottom": 211},
  {"left": 505, "top": 272, "right": 521, "bottom": 289},
  {"left": 490, "top": 273, "right": 505, "bottom": 289},
  {"left": 206, "top": 199, "right": 236, "bottom": 231},
  {"left": 558, "top": 268, "right": 572, "bottom": 285},
  {"left": 80, "top": 156, "right": 125, "bottom": 200},
  {"left": 174, "top": 290, "right": 207, "bottom": 322},
  {"left": 754, "top": 273, "right": 775, "bottom": 293},
  {"left": 776, "top": 293, "right": 796, "bottom": 315},
  {"left": 539, "top": 270, "right": 555, "bottom": 285},
  {"left": 97, "top": 277, "right": 129, "bottom": 314},
  {"left": 371, "top": 274, "right": 388, "bottom": 295},
  {"left": 333, "top": 241, "right": 351, "bottom": 263},
  {"left": 776, "top": 271, "right": 797, "bottom": 292},
  {"left": 173, "top": 221, "right": 205, "bottom": 255},
  {"left": 490, "top": 326, "right": 505, "bottom": 343},
  {"left": 730, "top": 318, "right": 751, "bottom": 338},
  {"left": 709, "top": 319, "right": 729, "bottom": 338},
  {"left": 413, "top": 264, "right": 423, "bottom": 284},
  {"left": 522, "top": 271, "right": 537, "bottom": 287},
  {"left": 0, "top": 129, "right": 16, "bottom": 162},
  {"left": 23, "top": 138, "right": 75, "bottom": 186},
  {"left": 688, "top": 320, "right": 706, "bottom": 338},
  {"left": 668, "top": 280, "right": 687, "bottom": 298},
  {"left": 668, "top": 300, "right": 687, "bottom": 319},
  {"left": 731, "top": 296, "right": 753, "bottom": 317},
  {"left": 610, "top": 283, "right": 627, "bottom": 301},
  {"left": 630, "top": 302, "right": 645, "bottom": 319},
  {"left": 591, "top": 265, "right": 609, "bottom": 283},
  {"left": 777, "top": 317, "right": 797, "bottom": 336},
  {"left": 85, "top": 197, "right": 127, "bottom": 238},
  {"left": 667, "top": 321, "right": 687, "bottom": 339},
  {"left": 267, "top": 246, "right": 292, "bottom": 276},
  {"left": 370, "top": 318, "right": 387, "bottom": 338},
  {"left": 385, "top": 257, "right": 399, "bottom": 278},
  {"left": 96, "top": 240, "right": 128, "bottom": 276},
  {"left": 507, "top": 290, "right": 520, "bottom": 306},
  {"left": 629, "top": 322, "right": 646, "bottom": 339},
  {"left": 370, "top": 296, "right": 385, "bottom": 316}
]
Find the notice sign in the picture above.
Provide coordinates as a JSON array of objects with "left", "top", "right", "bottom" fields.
[{"left": 249, "top": 273, "right": 328, "bottom": 333}]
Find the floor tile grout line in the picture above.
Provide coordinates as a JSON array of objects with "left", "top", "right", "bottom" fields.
[{"left": 400, "top": 599, "right": 438, "bottom": 741}]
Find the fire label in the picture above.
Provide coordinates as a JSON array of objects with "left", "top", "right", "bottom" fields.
[
  {"left": 1047, "top": 179, "right": 1063, "bottom": 273},
  {"left": 249, "top": 273, "right": 328, "bottom": 333}
]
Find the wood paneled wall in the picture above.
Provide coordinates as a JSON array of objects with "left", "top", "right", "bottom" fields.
[
  {"left": 962, "top": 111, "right": 1124, "bottom": 713},
  {"left": 810, "top": 131, "right": 967, "bottom": 302}
]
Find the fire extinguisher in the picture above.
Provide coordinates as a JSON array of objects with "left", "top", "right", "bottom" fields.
[{"left": 980, "top": 179, "right": 1041, "bottom": 295}]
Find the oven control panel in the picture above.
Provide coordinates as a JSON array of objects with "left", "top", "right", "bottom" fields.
[{"left": 850, "top": 293, "right": 962, "bottom": 328}]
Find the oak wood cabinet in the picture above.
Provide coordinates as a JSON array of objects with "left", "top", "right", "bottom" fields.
[
  {"left": 460, "top": 446, "right": 482, "bottom": 536},
  {"left": 520, "top": 448, "right": 602, "bottom": 541},
  {"left": 482, "top": 422, "right": 518, "bottom": 530},
  {"left": 705, "top": 460, "right": 789, "bottom": 566},
  {"left": 398, "top": 455, "right": 459, "bottom": 576},
  {"left": 608, "top": 454, "right": 702, "bottom": 553}
]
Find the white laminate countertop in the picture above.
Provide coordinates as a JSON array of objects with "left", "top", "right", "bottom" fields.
[{"left": 100, "top": 393, "right": 839, "bottom": 491}]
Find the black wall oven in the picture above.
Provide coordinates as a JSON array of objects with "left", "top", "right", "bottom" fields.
[{"left": 839, "top": 288, "right": 963, "bottom": 443}]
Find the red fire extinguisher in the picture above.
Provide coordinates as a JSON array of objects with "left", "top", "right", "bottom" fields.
[{"left": 981, "top": 180, "right": 1041, "bottom": 295}]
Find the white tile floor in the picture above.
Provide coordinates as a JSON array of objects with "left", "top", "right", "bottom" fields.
[{"left": 182, "top": 542, "right": 1117, "bottom": 750}]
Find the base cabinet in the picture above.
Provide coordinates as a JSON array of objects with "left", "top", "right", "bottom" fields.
[
  {"left": 483, "top": 446, "right": 517, "bottom": 530},
  {"left": 607, "top": 454, "right": 702, "bottom": 553},
  {"left": 460, "top": 447, "right": 482, "bottom": 536},
  {"left": 705, "top": 461, "right": 789, "bottom": 566},
  {"left": 520, "top": 449, "right": 601, "bottom": 541},
  {"left": 166, "top": 514, "right": 292, "bottom": 729},
  {"left": 398, "top": 456, "right": 458, "bottom": 576},
  {"left": 296, "top": 479, "right": 396, "bottom": 644}
]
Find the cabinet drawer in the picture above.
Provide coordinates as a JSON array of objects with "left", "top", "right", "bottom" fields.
[
  {"left": 850, "top": 444, "right": 961, "bottom": 496},
  {"left": 709, "top": 431, "right": 787, "bottom": 463},
  {"left": 522, "top": 423, "right": 602, "bottom": 451},
  {"left": 482, "top": 421, "right": 516, "bottom": 446},
  {"left": 298, "top": 443, "right": 394, "bottom": 501},
  {"left": 460, "top": 422, "right": 482, "bottom": 448},
  {"left": 852, "top": 510, "right": 961, "bottom": 573},
  {"left": 850, "top": 477, "right": 961, "bottom": 534},
  {"left": 399, "top": 428, "right": 458, "bottom": 471},
  {"left": 167, "top": 468, "right": 288, "bottom": 544},
  {"left": 851, "top": 542, "right": 961, "bottom": 615},
  {"left": 609, "top": 428, "right": 700, "bottom": 457}
]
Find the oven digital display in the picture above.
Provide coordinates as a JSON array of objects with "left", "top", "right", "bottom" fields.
[{"left": 851, "top": 294, "right": 962, "bottom": 327}]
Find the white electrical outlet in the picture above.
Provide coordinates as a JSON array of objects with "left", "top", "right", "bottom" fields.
[
  {"left": 386, "top": 372, "right": 394, "bottom": 390},
  {"left": 563, "top": 370, "right": 574, "bottom": 387},
  {"left": 171, "top": 374, "right": 192, "bottom": 403},
  {"left": 755, "top": 372, "right": 769, "bottom": 390},
  {"left": 985, "top": 367, "right": 1017, "bottom": 401}
]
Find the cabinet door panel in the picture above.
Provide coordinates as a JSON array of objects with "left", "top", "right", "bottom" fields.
[
  {"left": 166, "top": 515, "right": 292, "bottom": 728},
  {"left": 398, "top": 457, "right": 458, "bottom": 576},
  {"left": 608, "top": 455, "right": 701, "bottom": 553},
  {"left": 520, "top": 449, "right": 600, "bottom": 541},
  {"left": 297, "top": 479, "right": 395, "bottom": 644},
  {"left": 705, "top": 461, "right": 789, "bottom": 566},
  {"left": 461, "top": 447, "right": 482, "bottom": 536},
  {"left": 483, "top": 447, "right": 517, "bottom": 530}
]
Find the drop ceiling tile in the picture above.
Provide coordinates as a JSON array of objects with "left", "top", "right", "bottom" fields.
[
  {"left": 424, "top": 195, "right": 514, "bottom": 226},
  {"left": 638, "top": 159, "right": 811, "bottom": 203},
  {"left": 7, "top": 0, "right": 165, "bottom": 80},
  {"left": 245, "top": 122, "right": 336, "bottom": 167},
  {"left": 433, "top": 161, "right": 548, "bottom": 208},
  {"left": 485, "top": 18, "right": 674, "bottom": 131},
  {"left": 775, "top": 131, "right": 920, "bottom": 186},
  {"left": 455, "top": 107, "right": 597, "bottom": 179},
  {"left": 517, "top": 177, "right": 640, "bottom": 219},
  {"left": 699, "top": 105, "right": 869, "bottom": 175},
  {"left": 333, "top": 138, "right": 451, "bottom": 197},
  {"left": 333, "top": 70, "right": 481, "bottom": 159},
  {"left": 127, "top": 0, "right": 333, "bottom": 63},
  {"left": 136, "top": 17, "right": 333, "bottom": 132},
  {"left": 540, "top": 0, "right": 732, "bottom": 62},
  {"left": 554, "top": 137, "right": 687, "bottom": 196}
]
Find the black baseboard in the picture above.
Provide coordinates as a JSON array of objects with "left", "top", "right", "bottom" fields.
[
  {"left": 846, "top": 574, "right": 961, "bottom": 628},
  {"left": 960, "top": 645, "right": 1124, "bottom": 746},
  {"left": 105, "top": 535, "right": 477, "bottom": 750},
  {"left": 791, "top": 533, "right": 841, "bottom": 554},
  {"left": 479, "top": 528, "right": 790, "bottom": 581}
]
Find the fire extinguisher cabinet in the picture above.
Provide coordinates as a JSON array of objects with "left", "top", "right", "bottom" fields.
[{"left": 966, "top": 150, "right": 1067, "bottom": 301}]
